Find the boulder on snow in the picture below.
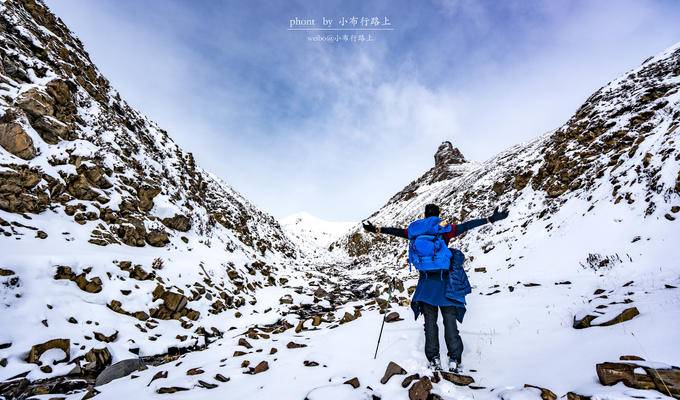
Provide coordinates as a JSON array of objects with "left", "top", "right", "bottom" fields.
[
  {"left": 524, "top": 384, "right": 557, "bottom": 400},
  {"left": 380, "top": 361, "right": 407, "bottom": 384},
  {"left": 0, "top": 121, "right": 36, "bottom": 160},
  {"left": 161, "top": 214, "right": 191, "bottom": 232},
  {"left": 440, "top": 371, "right": 475, "bottom": 386},
  {"left": 596, "top": 361, "right": 680, "bottom": 397},
  {"left": 573, "top": 307, "right": 639, "bottom": 329},
  {"left": 385, "top": 312, "right": 403, "bottom": 323},
  {"left": 26, "top": 338, "right": 70, "bottom": 364},
  {"left": 408, "top": 376, "right": 432, "bottom": 400},
  {"left": 344, "top": 377, "right": 360, "bottom": 388},
  {"left": 94, "top": 358, "right": 145, "bottom": 386}
]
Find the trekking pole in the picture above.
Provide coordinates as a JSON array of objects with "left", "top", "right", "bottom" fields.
[{"left": 373, "top": 276, "right": 396, "bottom": 359}]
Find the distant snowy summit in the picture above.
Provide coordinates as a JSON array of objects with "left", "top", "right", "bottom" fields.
[{"left": 281, "top": 212, "right": 356, "bottom": 254}]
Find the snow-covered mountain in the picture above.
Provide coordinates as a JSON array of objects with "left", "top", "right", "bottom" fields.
[
  {"left": 281, "top": 212, "right": 355, "bottom": 257},
  {"left": 1, "top": 0, "right": 680, "bottom": 399},
  {"left": 0, "top": 0, "right": 307, "bottom": 389}
]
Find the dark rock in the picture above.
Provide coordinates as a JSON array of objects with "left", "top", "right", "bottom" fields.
[
  {"left": 524, "top": 384, "right": 557, "bottom": 400},
  {"left": 303, "top": 360, "right": 319, "bottom": 367},
  {"left": 597, "top": 362, "right": 656, "bottom": 390},
  {"left": 146, "top": 229, "right": 170, "bottom": 247},
  {"left": 566, "top": 392, "right": 591, "bottom": 400},
  {"left": 440, "top": 371, "right": 474, "bottom": 386},
  {"left": 147, "top": 370, "right": 168, "bottom": 386},
  {"left": 162, "top": 214, "right": 191, "bottom": 232},
  {"left": 597, "top": 307, "right": 640, "bottom": 326},
  {"left": 95, "top": 358, "right": 145, "bottom": 386},
  {"left": 0, "top": 122, "right": 36, "bottom": 159},
  {"left": 385, "top": 312, "right": 402, "bottom": 323},
  {"left": 94, "top": 331, "right": 118, "bottom": 343},
  {"left": 408, "top": 377, "right": 432, "bottom": 400},
  {"left": 157, "top": 386, "right": 189, "bottom": 394},
  {"left": 344, "top": 377, "right": 360, "bottom": 388},
  {"left": 197, "top": 380, "right": 218, "bottom": 389},
  {"left": 401, "top": 373, "right": 420, "bottom": 388},
  {"left": 187, "top": 367, "right": 204, "bottom": 375},
  {"left": 380, "top": 361, "right": 407, "bottom": 384},
  {"left": 619, "top": 355, "right": 645, "bottom": 361},
  {"left": 252, "top": 361, "right": 269, "bottom": 374},
  {"left": 238, "top": 338, "right": 253, "bottom": 349},
  {"left": 214, "top": 373, "right": 230, "bottom": 382},
  {"left": 287, "top": 341, "right": 307, "bottom": 349},
  {"left": 26, "top": 338, "right": 70, "bottom": 364}
]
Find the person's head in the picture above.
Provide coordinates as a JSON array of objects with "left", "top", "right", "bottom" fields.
[{"left": 424, "top": 204, "right": 440, "bottom": 218}]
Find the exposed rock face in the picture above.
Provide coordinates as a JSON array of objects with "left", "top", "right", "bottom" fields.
[
  {"left": 161, "top": 214, "right": 191, "bottom": 232},
  {"left": 0, "top": 122, "right": 36, "bottom": 159},
  {"left": 434, "top": 141, "right": 466, "bottom": 167}
]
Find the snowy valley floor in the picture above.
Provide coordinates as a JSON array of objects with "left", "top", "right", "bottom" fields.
[{"left": 28, "top": 256, "right": 679, "bottom": 400}]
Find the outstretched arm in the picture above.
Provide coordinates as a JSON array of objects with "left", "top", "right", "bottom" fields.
[
  {"left": 362, "top": 221, "right": 408, "bottom": 239},
  {"left": 452, "top": 207, "right": 509, "bottom": 237}
]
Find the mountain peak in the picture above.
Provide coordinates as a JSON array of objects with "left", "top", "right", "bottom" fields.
[{"left": 434, "top": 141, "right": 466, "bottom": 167}]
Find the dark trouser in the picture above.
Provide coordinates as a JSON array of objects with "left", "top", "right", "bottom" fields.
[{"left": 421, "top": 302, "right": 463, "bottom": 363}]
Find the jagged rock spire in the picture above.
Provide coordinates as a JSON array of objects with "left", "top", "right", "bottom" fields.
[{"left": 434, "top": 141, "right": 466, "bottom": 167}]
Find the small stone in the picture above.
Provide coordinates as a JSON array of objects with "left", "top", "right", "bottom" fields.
[
  {"left": 40, "top": 365, "right": 52, "bottom": 373},
  {"left": 287, "top": 341, "right": 307, "bottom": 349},
  {"left": 474, "top": 267, "right": 487, "bottom": 273},
  {"left": 36, "top": 231, "right": 48, "bottom": 239},
  {"left": 593, "top": 289, "right": 605, "bottom": 295},
  {"left": 146, "top": 370, "right": 166, "bottom": 386},
  {"left": 440, "top": 371, "right": 474, "bottom": 386},
  {"left": 241, "top": 360, "right": 250, "bottom": 368},
  {"left": 252, "top": 361, "right": 269, "bottom": 374},
  {"left": 269, "top": 347, "right": 278, "bottom": 354},
  {"left": 380, "top": 361, "right": 407, "bottom": 384},
  {"left": 214, "top": 374, "right": 230, "bottom": 382},
  {"left": 385, "top": 312, "right": 402, "bottom": 323},
  {"left": 0, "top": 358, "right": 7, "bottom": 367},
  {"left": 524, "top": 384, "right": 557, "bottom": 400},
  {"left": 401, "top": 373, "right": 420, "bottom": 388},
  {"left": 197, "top": 380, "right": 218, "bottom": 389},
  {"left": 303, "top": 360, "right": 319, "bottom": 367},
  {"left": 408, "top": 377, "right": 432, "bottom": 400},
  {"left": 156, "top": 386, "right": 189, "bottom": 394},
  {"left": 238, "top": 338, "right": 253, "bottom": 349},
  {"left": 187, "top": 367, "right": 204, "bottom": 375},
  {"left": 344, "top": 377, "right": 360, "bottom": 388},
  {"left": 619, "top": 355, "right": 645, "bottom": 361}
]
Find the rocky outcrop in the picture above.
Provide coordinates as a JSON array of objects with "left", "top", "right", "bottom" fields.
[
  {"left": 161, "top": 214, "right": 191, "bottom": 232},
  {"left": 597, "top": 361, "right": 680, "bottom": 397},
  {"left": 0, "top": 122, "right": 36, "bottom": 159}
]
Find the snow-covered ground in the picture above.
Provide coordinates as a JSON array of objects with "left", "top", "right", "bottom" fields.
[{"left": 1, "top": 1, "right": 680, "bottom": 399}]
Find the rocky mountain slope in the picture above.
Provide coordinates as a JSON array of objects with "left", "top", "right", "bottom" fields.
[
  {"left": 0, "top": 0, "right": 317, "bottom": 391},
  {"left": 327, "top": 41, "right": 680, "bottom": 398},
  {"left": 1, "top": 0, "right": 680, "bottom": 399}
]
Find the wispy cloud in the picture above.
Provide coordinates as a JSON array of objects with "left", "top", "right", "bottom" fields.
[{"left": 45, "top": 0, "right": 680, "bottom": 220}]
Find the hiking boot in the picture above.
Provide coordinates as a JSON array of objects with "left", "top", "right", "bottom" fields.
[
  {"left": 428, "top": 357, "right": 443, "bottom": 371},
  {"left": 448, "top": 358, "right": 461, "bottom": 373}
]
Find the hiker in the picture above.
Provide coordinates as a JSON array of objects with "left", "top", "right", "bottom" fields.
[{"left": 362, "top": 203, "right": 508, "bottom": 372}]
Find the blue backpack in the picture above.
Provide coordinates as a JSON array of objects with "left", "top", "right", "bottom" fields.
[{"left": 407, "top": 216, "right": 453, "bottom": 271}]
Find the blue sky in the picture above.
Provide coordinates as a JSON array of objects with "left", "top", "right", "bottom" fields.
[{"left": 45, "top": 0, "right": 680, "bottom": 221}]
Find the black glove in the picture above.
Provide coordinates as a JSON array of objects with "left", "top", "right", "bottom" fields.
[
  {"left": 362, "top": 221, "right": 378, "bottom": 233},
  {"left": 488, "top": 207, "right": 509, "bottom": 223}
]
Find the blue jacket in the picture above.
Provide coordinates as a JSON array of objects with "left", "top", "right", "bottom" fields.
[{"left": 379, "top": 218, "right": 486, "bottom": 322}]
